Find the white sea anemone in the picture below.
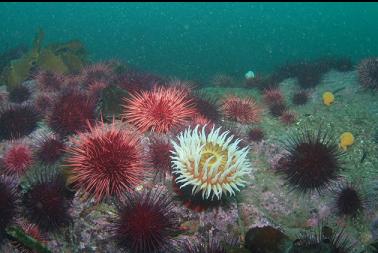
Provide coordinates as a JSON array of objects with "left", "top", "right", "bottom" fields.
[{"left": 171, "top": 125, "right": 252, "bottom": 200}]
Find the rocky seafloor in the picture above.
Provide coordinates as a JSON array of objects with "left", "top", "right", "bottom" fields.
[{"left": 0, "top": 68, "right": 377, "bottom": 253}]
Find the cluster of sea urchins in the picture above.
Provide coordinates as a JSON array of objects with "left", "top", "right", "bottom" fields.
[{"left": 0, "top": 51, "right": 367, "bottom": 253}]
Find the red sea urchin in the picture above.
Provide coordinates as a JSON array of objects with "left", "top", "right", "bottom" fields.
[
  {"left": 65, "top": 120, "right": 146, "bottom": 202},
  {"left": 47, "top": 89, "right": 96, "bottom": 137},
  {"left": 357, "top": 57, "right": 378, "bottom": 90},
  {"left": 3, "top": 142, "right": 34, "bottom": 177},
  {"left": 113, "top": 189, "right": 178, "bottom": 253},
  {"left": 0, "top": 104, "right": 40, "bottom": 141},
  {"left": 277, "top": 128, "right": 344, "bottom": 194},
  {"left": 221, "top": 95, "right": 262, "bottom": 124},
  {"left": 122, "top": 86, "right": 196, "bottom": 133},
  {"left": 180, "top": 236, "right": 239, "bottom": 253},
  {"left": 22, "top": 167, "right": 73, "bottom": 232}
]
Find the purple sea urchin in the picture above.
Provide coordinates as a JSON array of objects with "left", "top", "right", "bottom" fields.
[
  {"left": 277, "top": 128, "right": 344, "bottom": 194},
  {"left": 0, "top": 104, "right": 40, "bottom": 141},
  {"left": 22, "top": 167, "right": 73, "bottom": 232},
  {"left": 269, "top": 103, "right": 286, "bottom": 117},
  {"left": 113, "top": 189, "right": 178, "bottom": 253},
  {"left": 8, "top": 85, "right": 31, "bottom": 103},
  {"left": 293, "top": 224, "right": 355, "bottom": 253},
  {"left": 47, "top": 89, "right": 96, "bottom": 137},
  {"left": 247, "top": 128, "right": 265, "bottom": 143},
  {"left": 245, "top": 226, "right": 288, "bottom": 253},
  {"left": 35, "top": 134, "right": 65, "bottom": 165},
  {"left": 357, "top": 57, "right": 378, "bottom": 90},
  {"left": 332, "top": 182, "right": 367, "bottom": 217},
  {"left": 180, "top": 236, "right": 239, "bottom": 253},
  {"left": 292, "top": 90, "right": 309, "bottom": 105},
  {"left": 191, "top": 91, "right": 221, "bottom": 123}
]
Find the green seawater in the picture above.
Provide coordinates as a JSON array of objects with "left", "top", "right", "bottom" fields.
[{"left": 1, "top": 2, "right": 378, "bottom": 81}]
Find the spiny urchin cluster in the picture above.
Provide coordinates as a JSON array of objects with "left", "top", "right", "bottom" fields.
[{"left": 171, "top": 125, "right": 252, "bottom": 200}]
